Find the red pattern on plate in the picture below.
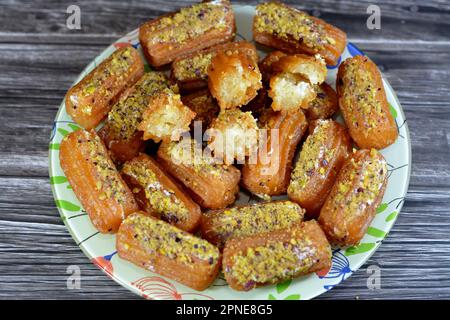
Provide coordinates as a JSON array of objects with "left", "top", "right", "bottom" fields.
[{"left": 132, "top": 276, "right": 214, "bottom": 300}]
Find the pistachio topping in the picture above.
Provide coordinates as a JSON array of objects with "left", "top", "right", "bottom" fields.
[
  {"left": 228, "top": 237, "right": 317, "bottom": 288},
  {"left": 208, "top": 201, "right": 304, "bottom": 244},
  {"left": 80, "top": 131, "right": 128, "bottom": 205},
  {"left": 255, "top": 2, "right": 332, "bottom": 51},
  {"left": 122, "top": 158, "right": 189, "bottom": 223},
  {"left": 288, "top": 120, "right": 334, "bottom": 192},
  {"left": 342, "top": 58, "right": 385, "bottom": 130},
  {"left": 127, "top": 214, "right": 219, "bottom": 266},
  {"left": 147, "top": 1, "right": 229, "bottom": 45},
  {"left": 334, "top": 149, "right": 387, "bottom": 220},
  {"left": 107, "top": 72, "right": 176, "bottom": 140},
  {"left": 174, "top": 52, "right": 214, "bottom": 81},
  {"left": 80, "top": 47, "right": 135, "bottom": 98}
]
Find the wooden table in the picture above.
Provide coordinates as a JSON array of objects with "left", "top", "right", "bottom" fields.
[{"left": 1, "top": 0, "right": 449, "bottom": 300}]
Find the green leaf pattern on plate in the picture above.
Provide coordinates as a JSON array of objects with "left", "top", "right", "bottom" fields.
[
  {"left": 367, "top": 227, "right": 386, "bottom": 238},
  {"left": 57, "top": 128, "right": 70, "bottom": 137},
  {"left": 49, "top": 143, "right": 60, "bottom": 150},
  {"left": 55, "top": 199, "right": 80, "bottom": 212},
  {"left": 50, "top": 176, "right": 68, "bottom": 184},
  {"left": 276, "top": 279, "right": 291, "bottom": 294},
  {"left": 68, "top": 124, "right": 81, "bottom": 132},
  {"left": 389, "top": 103, "right": 398, "bottom": 119},
  {"left": 385, "top": 211, "right": 398, "bottom": 222},
  {"left": 345, "top": 243, "right": 376, "bottom": 256},
  {"left": 376, "top": 203, "right": 388, "bottom": 214}
]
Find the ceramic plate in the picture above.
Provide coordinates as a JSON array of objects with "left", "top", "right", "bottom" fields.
[{"left": 49, "top": 5, "right": 411, "bottom": 300}]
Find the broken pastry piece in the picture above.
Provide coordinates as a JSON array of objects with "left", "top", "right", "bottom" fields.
[
  {"left": 138, "top": 90, "right": 196, "bottom": 143},
  {"left": 181, "top": 89, "right": 220, "bottom": 132},
  {"left": 208, "top": 50, "right": 262, "bottom": 110},
  {"left": 172, "top": 41, "right": 258, "bottom": 92},
  {"left": 139, "top": 0, "right": 235, "bottom": 67},
  {"left": 65, "top": 46, "right": 144, "bottom": 129},
  {"left": 206, "top": 109, "right": 259, "bottom": 165},
  {"left": 253, "top": 2, "right": 347, "bottom": 66},
  {"left": 268, "top": 54, "right": 327, "bottom": 112},
  {"left": 272, "top": 54, "right": 327, "bottom": 85},
  {"left": 121, "top": 153, "right": 201, "bottom": 233},
  {"left": 157, "top": 138, "right": 241, "bottom": 209},
  {"left": 99, "top": 71, "right": 177, "bottom": 164}
]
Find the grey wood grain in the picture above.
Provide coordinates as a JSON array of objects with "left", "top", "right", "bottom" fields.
[{"left": 0, "top": 0, "right": 449, "bottom": 300}]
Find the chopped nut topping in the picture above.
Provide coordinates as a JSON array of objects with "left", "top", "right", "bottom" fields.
[
  {"left": 288, "top": 120, "right": 334, "bottom": 192},
  {"left": 334, "top": 149, "right": 387, "bottom": 221},
  {"left": 126, "top": 213, "right": 219, "bottom": 266},
  {"left": 122, "top": 158, "right": 190, "bottom": 223},
  {"left": 254, "top": 2, "right": 331, "bottom": 51},
  {"left": 227, "top": 236, "right": 316, "bottom": 288},
  {"left": 107, "top": 72, "right": 177, "bottom": 140},
  {"left": 341, "top": 58, "right": 386, "bottom": 130},
  {"left": 145, "top": 1, "right": 229, "bottom": 45},
  {"left": 206, "top": 201, "right": 304, "bottom": 246},
  {"left": 80, "top": 130, "right": 128, "bottom": 204}
]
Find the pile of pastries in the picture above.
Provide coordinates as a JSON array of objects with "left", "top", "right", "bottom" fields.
[{"left": 60, "top": 1, "right": 398, "bottom": 292}]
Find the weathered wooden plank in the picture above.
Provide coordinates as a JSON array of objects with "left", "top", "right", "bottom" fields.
[{"left": 0, "top": 0, "right": 449, "bottom": 43}]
